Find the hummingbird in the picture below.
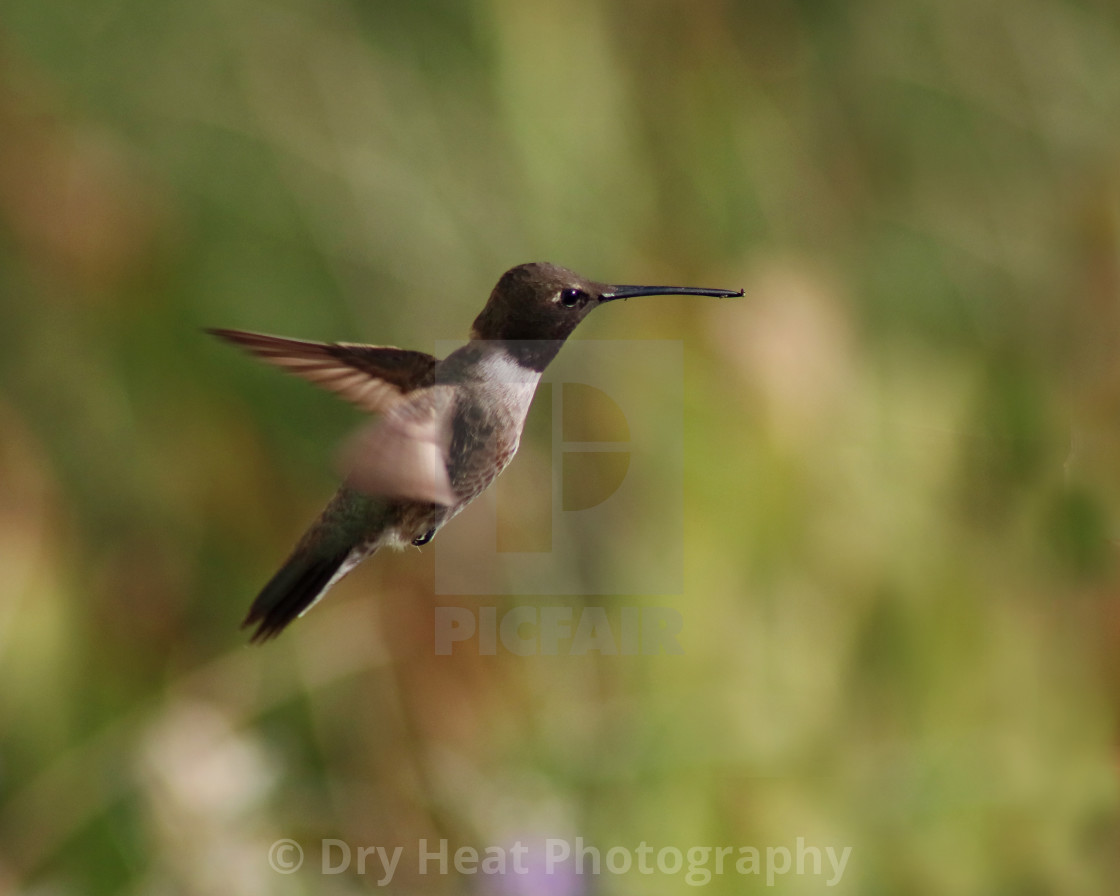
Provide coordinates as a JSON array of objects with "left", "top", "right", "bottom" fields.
[{"left": 209, "top": 262, "right": 742, "bottom": 642}]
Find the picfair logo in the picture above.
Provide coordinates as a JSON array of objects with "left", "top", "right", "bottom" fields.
[{"left": 434, "top": 340, "right": 683, "bottom": 596}]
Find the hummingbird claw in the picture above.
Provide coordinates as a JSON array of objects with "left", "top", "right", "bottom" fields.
[{"left": 412, "top": 528, "right": 436, "bottom": 546}]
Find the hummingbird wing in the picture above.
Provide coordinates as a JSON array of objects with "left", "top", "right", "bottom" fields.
[
  {"left": 206, "top": 328, "right": 437, "bottom": 415},
  {"left": 340, "top": 386, "right": 458, "bottom": 506}
]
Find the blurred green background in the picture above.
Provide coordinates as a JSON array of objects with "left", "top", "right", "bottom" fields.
[{"left": 2, "top": 0, "right": 1120, "bottom": 892}]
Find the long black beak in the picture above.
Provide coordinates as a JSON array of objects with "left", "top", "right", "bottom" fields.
[{"left": 601, "top": 283, "right": 744, "bottom": 302}]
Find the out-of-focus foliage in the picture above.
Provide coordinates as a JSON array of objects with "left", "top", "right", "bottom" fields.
[{"left": 1, "top": 0, "right": 1119, "bottom": 892}]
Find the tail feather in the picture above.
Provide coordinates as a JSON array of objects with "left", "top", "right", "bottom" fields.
[{"left": 242, "top": 546, "right": 356, "bottom": 643}]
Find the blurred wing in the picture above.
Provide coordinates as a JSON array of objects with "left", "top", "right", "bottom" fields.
[
  {"left": 207, "top": 328, "right": 437, "bottom": 415},
  {"left": 340, "top": 387, "right": 457, "bottom": 506}
]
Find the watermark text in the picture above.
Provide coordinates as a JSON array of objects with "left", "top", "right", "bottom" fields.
[
  {"left": 434, "top": 605, "right": 684, "bottom": 655},
  {"left": 268, "top": 836, "right": 852, "bottom": 887}
]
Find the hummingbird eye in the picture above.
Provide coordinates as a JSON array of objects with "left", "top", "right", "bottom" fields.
[{"left": 559, "top": 288, "right": 587, "bottom": 308}]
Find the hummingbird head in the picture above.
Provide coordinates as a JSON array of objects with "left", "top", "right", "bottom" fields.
[{"left": 470, "top": 262, "right": 743, "bottom": 369}]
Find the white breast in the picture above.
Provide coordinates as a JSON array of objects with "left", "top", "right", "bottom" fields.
[{"left": 475, "top": 350, "right": 542, "bottom": 427}]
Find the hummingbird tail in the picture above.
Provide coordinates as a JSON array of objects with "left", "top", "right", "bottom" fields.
[{"left": 242, "top": 544, "right": 360, "bottom": 643}]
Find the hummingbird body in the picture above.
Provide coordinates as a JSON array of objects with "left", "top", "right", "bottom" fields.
[{"left": 209, "top": 263, "right": 741, "bottom": 642}]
